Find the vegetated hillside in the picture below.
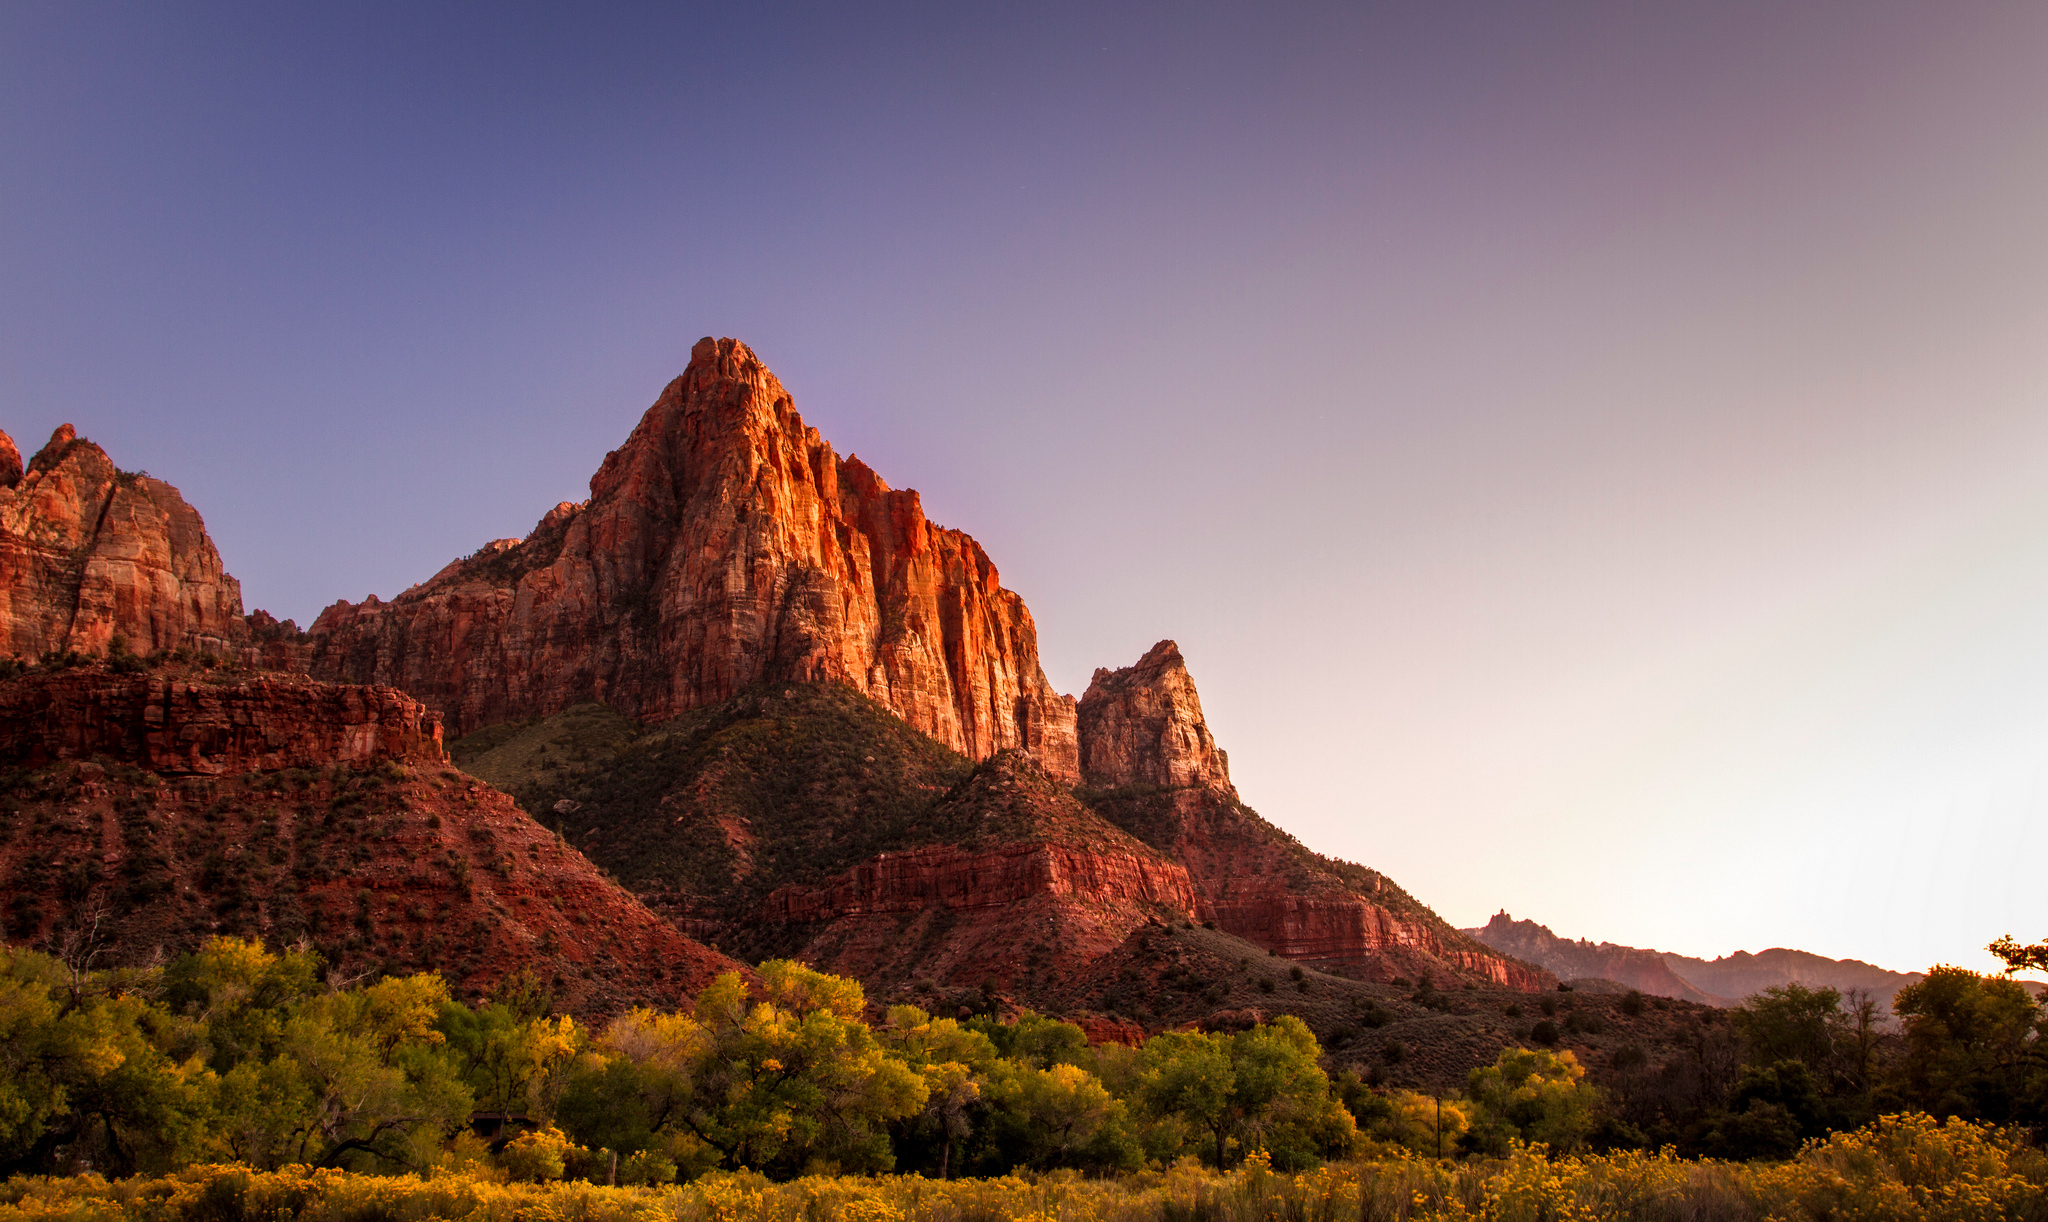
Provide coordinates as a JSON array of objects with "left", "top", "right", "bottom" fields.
[
  {"left": 456, "top": 682, "right": 980, "bottom": 913},
  {"left": 464, "top": 686, "right": 1697, "bottom": 1092},
  {"left": 0, "top": 664, "right": 742, "bottom": 1015},
  {"left": 453, "top": 675, "right": 1548, "bottom": 1025},
  {"left": 1465, "top": 912, "right": 1927, "bottom": 1011},
  {"left": 455, "top": 682, "right": 1193, "bottom": 1010}
]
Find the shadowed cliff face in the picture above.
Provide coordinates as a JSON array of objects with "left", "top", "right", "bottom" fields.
[
  {"left": 0, "top": 426, "right": 249, "bottom": 660},
  {"left": 1077, "top": 642, "right": 1550, "bottom": 991},
  {"left": 0, "top": 669, "right": 443, "bottom": 776},
  {"left": 305, "top": 338, "right": 1079, "bottom": 779}
]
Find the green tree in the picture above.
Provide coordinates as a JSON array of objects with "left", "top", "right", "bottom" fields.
[
  {"left": 1354, "top": 1088, "right": 1470, "bottom": 1160},
  {"left": 1465, "top": 1047, "right": 1601, "bottom": 1155},
  {"left": 876, "top": 1004, "right": 1000, "bottom": 1178},
  {"left": 0, "top": 947, "right": 217, "bottom": 1175},
  {"left": 215, "top": 969, "right": 473, "bottom": 1170},
  {"left": 439, "top": 1000, "right": 583, "bottom": 1124},
  {"left": 1890, "top": 965, "right": 2042, "bottom": 1125},
  {"left": 652, "top": 964, "right": 927, "bottom": 1175},
  {"left": 1989, "top": 934, "right": 2048, "bottom": 977},
  {"left": 1135, "top": 1017, "right": 1354, "bottom": 1169},
  {"left": 979, "top": 1060, "right": 1136, "bottom": 1172}
]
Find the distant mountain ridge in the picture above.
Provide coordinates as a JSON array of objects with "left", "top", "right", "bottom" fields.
[{"left": 1465, "top": 912, "right": 1925, "bottom": 1008}]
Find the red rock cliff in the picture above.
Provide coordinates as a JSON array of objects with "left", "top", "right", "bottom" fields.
[
  {"left": 1079, "top": 642, "right": 1550, "bottom": 991},
  {"left": 0, "top": 426, "right": 250, "bottom": 659},
  {"left": 1079, "top": 639, "right": 1233, "bottom": 792},
  {"left": 0, "top": 669, "right": 444, "bottom": 776},
  {"left": 306, "top": 339, "right": 1078, "bottom": 778},
  {"left": 764, "top": 841, "right": 1197, "bottom": 924}
]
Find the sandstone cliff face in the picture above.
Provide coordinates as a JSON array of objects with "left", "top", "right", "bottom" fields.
[
  {"left": 1078, "top": 643, "right": 1549, "bottom": 991},
  {"left": 307, "top": 339, "right": 1078, "bottom": 779},
  {"left": 0, "top": 665, "right": 743, "bottom": 1015},
  {"left": 764, "top": 841, "right": 1195, "bottom": 924},
  {"left": 0, "top": 669, "right": 443, "bottom": 776},
  {"left": 1078, "top": 640, "right": 1231, "bottom": 792},
  {"left": 757, "top": 834, "right": 1197, "bottom": 1004},
  {"left": 0, "top": 427, "right": 249, "bottom": 660}
]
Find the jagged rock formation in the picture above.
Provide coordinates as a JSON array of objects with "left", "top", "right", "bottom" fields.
[
  {"left": 1078, "top": 642, "right": 1548, "bottom": 991},
  {"left": 1463, "top": 912, "right": 1928, "bottom": 1010},
  {"left": 1464, "top": 912, "right": 1719, "bottom": 1004},
  {"left": 0, "top": 665, "right": 743, "bottom": 1014},
  {"left": 0, "top": 670, "right": 442, "bottom": 776},
  {"left": 305, "top": 338, "right": 1078, "bottom": 779},
  {"left": 0, "top": 426, "right": 250, "bottom": 660},
  {"left": 1078, "top": 640, "right": 1232, "bottom": 791}
]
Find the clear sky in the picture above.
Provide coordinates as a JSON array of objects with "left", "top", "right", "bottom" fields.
[{"left": 5, "top": 3, "right": 2045, "bottom": 976}]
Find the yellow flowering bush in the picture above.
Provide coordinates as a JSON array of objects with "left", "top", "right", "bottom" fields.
[{"left": 0, "top": 1113, "right": 2042, "bottom": 1222}]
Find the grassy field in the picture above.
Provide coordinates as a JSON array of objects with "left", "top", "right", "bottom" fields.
[{"left": 3, "top": 1115, "right": 2040, "bottom": 1222}]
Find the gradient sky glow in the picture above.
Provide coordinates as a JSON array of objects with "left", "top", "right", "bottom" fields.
[{"left": 5, "top": 3, "right": 2046, "bottom": 975}]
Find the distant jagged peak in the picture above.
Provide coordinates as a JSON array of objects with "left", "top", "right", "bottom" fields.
[{"left": 1078, "top": 639, "right": 1234, "bottom": 794}]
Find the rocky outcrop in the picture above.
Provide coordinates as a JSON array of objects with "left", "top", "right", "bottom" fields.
[
  {"left": 1078, "top": 640, "right": 1232, "bottom": 792},
  {"left": 0, "top": 669, "right": 444, "bottom": 776},
  {"left": 1079, "top": 644, "right": 1549, "bottom": 991},
  {"left": 0, "top": 426, "right": 250, "bottom": 660},
  {"left": 305, "top": 339, "right": 1078, "bottom": 779}
]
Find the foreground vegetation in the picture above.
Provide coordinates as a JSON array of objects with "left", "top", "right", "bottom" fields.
[
  {"left": 7, "top": 933, "right": 2048, "bottom": 1221},
  {"left": 3, "top": 1113, "right": 2045, "bottom": 1222}
]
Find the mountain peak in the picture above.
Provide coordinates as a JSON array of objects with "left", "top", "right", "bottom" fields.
[
  {"left": 1079, "top": 639, "right": 1232, "bottom": 793},
  {"left": 305, "top": 342, "right": 1080, "bottom": 779}
]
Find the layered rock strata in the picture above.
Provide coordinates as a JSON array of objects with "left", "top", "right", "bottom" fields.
[
  {"left": 306, "top": 338, "right": 1078, "bottom": 778},
  {"left": 0, "top": 426, "right": 250, "bottom": 660},
  {"left": 0, "top": 670, "right": 443, "bottom": 776},
  {"left": 1078, "top": 641, "right": 1548, "bottom": 990},
  {"left": 763, "top": 841, "right": 1196, "bottom": 923}
]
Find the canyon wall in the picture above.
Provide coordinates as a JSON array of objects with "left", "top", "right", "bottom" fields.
[
  {"left": 0, "top": 670, "right": 444, "bottom": 776},
  {"left": 305, "top": 338, "right": 1077, "bottom": 779}
]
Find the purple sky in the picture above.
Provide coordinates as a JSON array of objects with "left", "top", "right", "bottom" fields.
[{"left": 6, "top": 3, "right": 2047, "bottom": 975}]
